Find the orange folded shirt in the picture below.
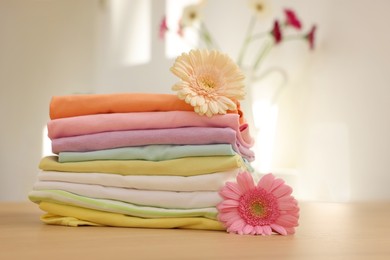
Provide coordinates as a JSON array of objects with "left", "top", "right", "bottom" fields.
[{"left": 49, "top": 93, "right": 244, "bottom": 123}]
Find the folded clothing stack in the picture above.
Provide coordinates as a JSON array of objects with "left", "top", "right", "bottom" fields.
[{"left": 29, "top": 93, "right": 255, "bottom": 231}]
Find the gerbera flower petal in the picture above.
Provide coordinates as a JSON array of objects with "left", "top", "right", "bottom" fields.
[
  {"left": 236, "top": 171, "right": 255, "bottom": 193},
  {"left": 243, "top": 224, "right": 255, "bottom": 235},
  {"left": 262, "top": 225, "right": 272, "bottom": 235},
  {"left": 218, "top": 210, "right": 241, "bottom": 226},
  {"left": 227, "top": 219, "right": 246, "bottom": 233},
  {"left": 270, "top": 178, "right": 285, "bottom": 192},
  {"left": 284, "top": 227, "right": 296, "bottom": 235},
  {"left": 257, "top": 173, "right": 275, "bottom": 192},
  {"left": 170, "top": 49, "right": 245, "bottom": 116},
  {"left": 254, "top": 225, "right": 264, "bottom": 235},
  {"left": 218, "top": 199, "right": 240, "bottom": 209},
  {"left": 278, "top": 200, "right": 298, "bottom": 211},
  {"left": 219, "top": 182, "right": 242, "bottom": 200},
  {"left": 271, "top": 223, "right": 287, "bottom": 235},
  {"left": 272, "top": 184, "right": 293, "bottom": 198},
  {"left": 275, "top": 214, "right": 299, "bottom": 228}
]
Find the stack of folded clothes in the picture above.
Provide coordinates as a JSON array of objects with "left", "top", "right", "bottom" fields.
[{"left": 29, "top": 93, "right": 255, "bottom": 231}]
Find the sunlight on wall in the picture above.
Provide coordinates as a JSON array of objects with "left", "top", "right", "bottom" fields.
[
  {"left": 252, "top": 101, "right": 279, "bottom": 174},
  {"left": 165, "top": 0, "right": 199, "bottom": 58},
  {"left": 110, "top": 0, "right": 151, "bottom": 65},
  {"left": 42, "top": 126, "right": 53, "bottom": 157}
]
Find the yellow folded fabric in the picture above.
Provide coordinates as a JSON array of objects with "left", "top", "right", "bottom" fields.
[
  {"left": 39, "top": 155, "right": 244, "bottom": 176},
  {"left": 39, "top": 202, "right": 225, "bottom": 231}
]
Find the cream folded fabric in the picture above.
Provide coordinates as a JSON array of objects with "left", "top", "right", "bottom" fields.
[
  {"left": 39, "top": 201, "right": 224, "bottom": 230},
  {"left": 29, "top": 190, "right": 218, "bottom": 219},
  {"left": 37, "top": 169, "right": 239, "bottom": 191},
  {"left": 33, "top": 181, "right": 222, "bottom": 209},
  {"left": 39, "top": 155, "right": 245, "bottom": 176},
  {"left": 58, "top": 144, "right": 236, "bottom": 163}
]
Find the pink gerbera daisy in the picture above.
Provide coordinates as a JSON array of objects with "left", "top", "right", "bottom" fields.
[{"left": 217, "top": 172, "right": 299, "bottom": 235}]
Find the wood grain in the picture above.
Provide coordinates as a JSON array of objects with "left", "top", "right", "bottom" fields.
[{"left": 1, "top": 202, "right": 390, "bottom": 259}]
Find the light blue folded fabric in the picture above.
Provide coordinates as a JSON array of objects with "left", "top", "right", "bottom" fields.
[{"left": 58, "top": 144, "right": 236, "bottom": 162}]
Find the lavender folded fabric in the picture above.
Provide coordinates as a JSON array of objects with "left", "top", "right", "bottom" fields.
[
  {"left": 51, "top": 127, "right": 255, "bottom": 161},
  {"left": 47, "top": 111, "right": 254, "bottom": 149}
]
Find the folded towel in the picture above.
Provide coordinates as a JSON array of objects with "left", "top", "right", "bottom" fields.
[
  {"left": 39, "top": 202, "right": 224, "bottom": 230},
  {"left": 50, "top": 93, "right": 241, "bottom": 121},
  {"left": 39, "top": 155, "right": 245, "bottom": 176},
  {"left": 58, "top": 144, "right": 236, "bottom": 163},
  {"left": 47, "top": 111, "right": 254, "bottom": 148},
  {"left": 29, "top": 190, "right": 218, "bottom": 218},
  {"left": 37, "top": 169, "right": 239, "bottom": 191},
  {"left": 33, "top": 181, "right": 221, "bottom": 209},
  {"left": 51, "top": 127, "right": 255, "bottom": 161}
]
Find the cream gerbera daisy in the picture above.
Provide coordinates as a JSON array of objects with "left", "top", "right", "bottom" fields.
[
  {"left": 181, "top": 3, "right": 203, "bottom": 27},
  {"left": 170, "top": 49, "right": 246, "bottom": 117},
  {"left": 248, "top": 0, "right": 271, "bottom": 19}
]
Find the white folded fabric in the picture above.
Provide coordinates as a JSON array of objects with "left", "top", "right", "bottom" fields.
[
  {"left": 37, "top": 169, "right": 239, "bottom": 192},
  {"left": 33, "top": 180, "right": 222, "bottom": 209}
]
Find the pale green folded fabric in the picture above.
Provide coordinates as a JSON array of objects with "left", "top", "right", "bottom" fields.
[
  {"left": 29, "top": 190, "right": 218, "bottom": 219},
  {"left": 39, "top": 155, "right": 245, "bottom": 176},
  {"left": 39, "top": 201, "right": 225, "bottom": 231},
  {"left": 58, "top": 144, "right": 236, "bottom": 163},
  {"left": 33, "top": 180, "right": 221, "bottom": 209}
]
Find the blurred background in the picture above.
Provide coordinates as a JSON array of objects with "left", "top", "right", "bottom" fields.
[{"left": 1, "top": 0, "right": 389, "bottom": 202}]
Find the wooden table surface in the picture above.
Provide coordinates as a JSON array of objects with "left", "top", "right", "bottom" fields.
[{"left": 1, "top": 201, "right": 390, "bottom": 259}]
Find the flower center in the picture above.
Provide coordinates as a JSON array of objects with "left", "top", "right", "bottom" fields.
[
  {"left": 255, "top": 4, "right": 263, "bottom": 12},
  {"left": 251, "top": 202, "right": 265, "bottom": 216},
  {"left": 189, "top": 11, "right": 197, "bottom": 20},
  {"left": 197, "top": 75, "right": 216, "bottom": 91},
  {"left": 238, "top": 187, "right": 280, "bottom": 226}
]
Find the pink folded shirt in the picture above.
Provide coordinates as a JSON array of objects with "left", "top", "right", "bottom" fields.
[
  {"left": 47, "top": 111, "right": 254, "bottom": 148},
  {"left": 51, "top": 127, "right": 255, "bottom": 161}
]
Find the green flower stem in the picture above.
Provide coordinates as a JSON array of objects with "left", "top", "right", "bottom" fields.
[
  {"left": 250, "top": 31, "right": 270, "bottom": 41},
  {"left": 282, "top": 34, "right": 306, "bottom": 41},
  {"left": 237, "top": 15, "right": 257, "bottom": 67},
  {"left": 252, "top": 38, "right": 273, "bottom": 71},
  {"left": 200, "top": 22, "right": 219, "bottom": 50}
]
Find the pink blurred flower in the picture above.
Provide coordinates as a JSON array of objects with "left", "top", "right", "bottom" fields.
[
  {"left": 271, "top": 20, "right": 282, "bottom": 44},
  {"left": 159, "top": 16, "right": 169, "bottom": 40},
  {"left": 306, "top": 25, "right": 317, "bottom": 50},
  {"left": 284, "top": 9, "right": 302, "bottom": 30},
  {"left": 217, "top": 172, "right": 299, "bottom": 235},
  {"left": 177, "top": 19, "right": 184, "bottom": 38}
]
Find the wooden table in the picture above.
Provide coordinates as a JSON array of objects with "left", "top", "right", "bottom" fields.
[{"left": 1, "top": 202, "right": 390, "bottom": 259}]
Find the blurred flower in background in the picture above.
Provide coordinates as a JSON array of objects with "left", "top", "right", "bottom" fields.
[
  {"left": 160, "top": 0, "right": 318, "bottom": 174},
  {"left": 159, "top": 0, "right": 317, "bottom": 87}
]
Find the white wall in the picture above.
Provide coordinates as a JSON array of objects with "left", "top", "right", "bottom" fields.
[
  {"left": 0, "top": 0, "right": 97, "bottom": 200},
  {"left": 1, "top": 0, "right": 390, "bottom": 202}
]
